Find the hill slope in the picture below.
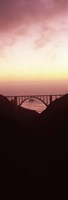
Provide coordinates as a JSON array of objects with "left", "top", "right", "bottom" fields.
[
  {"left": 0, "top": 94, "right": 39, "bottom": 127},
  {"left": 0, "top": 94, "right": 68, "bottom": 182}
]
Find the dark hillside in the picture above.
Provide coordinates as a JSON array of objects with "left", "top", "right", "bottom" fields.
[
  {"left": 0, "top": 94, "right": 39, "bottom": 127},
  {"left": 0, "top": 94, "right": 68, "bottom": 183}
]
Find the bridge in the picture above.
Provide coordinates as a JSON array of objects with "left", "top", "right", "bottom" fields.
[{"left": 6, "top": 94, "right": 63, "bottom": 107}]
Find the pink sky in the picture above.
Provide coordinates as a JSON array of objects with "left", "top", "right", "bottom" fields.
[{"left": 0, "top": 0, "right": 68, "bottom": 95}]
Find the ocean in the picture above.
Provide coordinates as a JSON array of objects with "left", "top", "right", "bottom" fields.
[{"left": 21, "top": 99, "right": 46, "bottom": 113}]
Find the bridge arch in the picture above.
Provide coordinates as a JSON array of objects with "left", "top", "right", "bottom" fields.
[{"left": 19, "top": 97, "right": 48, "bottom": 107}]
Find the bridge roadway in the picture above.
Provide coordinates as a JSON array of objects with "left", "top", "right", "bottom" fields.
[{"left": 6, "top": 94, "right": 63, "bottom": 107}]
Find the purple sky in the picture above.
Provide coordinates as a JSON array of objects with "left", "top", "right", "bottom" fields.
[{"left": 0, "top": 0, "right": 68, "bottom": 95}]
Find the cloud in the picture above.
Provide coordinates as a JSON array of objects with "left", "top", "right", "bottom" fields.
[
  {"left": 34, "top": 25, "right": 57, "bottom": 48},
  {"left": 0, "top": 0, "right": 68, "bottom": 33},
  {"left": 0, "top": 0, "right": 44, "bottom": 33},
  {"left": 0, "top": 0, "right": 68, "bottom": 48}
]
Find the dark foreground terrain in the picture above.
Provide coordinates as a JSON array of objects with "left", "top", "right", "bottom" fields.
[{"left": 0, "top": 94, "right": 68, "bottom": 184}]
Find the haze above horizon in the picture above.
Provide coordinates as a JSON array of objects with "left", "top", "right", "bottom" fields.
[{"left": 0, "top": 0, "right": 68, "bottom": 95}]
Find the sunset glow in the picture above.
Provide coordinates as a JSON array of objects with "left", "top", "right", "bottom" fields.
[{"left": 0, "top": 0, "right": 68, "bottom": 95}]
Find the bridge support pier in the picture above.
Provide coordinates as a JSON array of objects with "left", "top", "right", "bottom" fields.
[
  {"left": 14, "top": 96, "right": 17, "bottom": 106},
  {"left": 50, "top": 95, "right": 52, "bottom": 104}
]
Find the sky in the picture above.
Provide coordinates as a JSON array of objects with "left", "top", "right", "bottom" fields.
[{"left": 0, "top": 0, "right": 68, "bottom": 95}]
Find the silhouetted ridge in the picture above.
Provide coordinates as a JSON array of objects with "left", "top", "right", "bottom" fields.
[
  {"left": 0, "top": 94, "right": 68, "bottom": 183},
  {"left": 0, "top": 94, "right": 39, "bottom": 126},
  {"left": 38, "top": 94, "right": 68, "bottom": 131},
  {"left": 41, "top": 94, "right": 68, "bottom": 116},
  {"left": 0, "top": 94, "right": 12, "bottom": 108}
]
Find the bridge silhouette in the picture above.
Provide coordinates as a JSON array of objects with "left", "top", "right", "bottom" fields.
[{"left": 6, "top": 94, "right": 63, "bottom": 107}]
